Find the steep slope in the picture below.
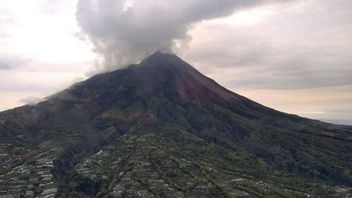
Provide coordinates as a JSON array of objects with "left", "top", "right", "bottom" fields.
[{"left": 0, "top": 52, "right": 351, "bottom": 197}]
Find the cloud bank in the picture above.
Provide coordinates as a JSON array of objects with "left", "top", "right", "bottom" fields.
[
  {"left": 76, "top": 0, "right": 282, "bottom": 71},
  {"left": 186, "top": 0, "right": 352, "bottom": 90},
  {"left": 0, "top": 55, "right": 31, "bottom": 70}
]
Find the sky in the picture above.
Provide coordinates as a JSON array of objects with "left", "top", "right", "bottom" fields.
[{"left": 0, "top": 0, "right": 351, "bottom": 125}]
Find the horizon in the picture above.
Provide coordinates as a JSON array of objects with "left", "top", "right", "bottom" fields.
[
  {"left": 1, "top": 0, "right": 352, "bottom": 125},
  {"left": 1, "top": 51, "right": 352, "bottom": 126}
]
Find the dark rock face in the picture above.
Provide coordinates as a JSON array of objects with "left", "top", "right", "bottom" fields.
[{"left": 0, "top": 52, "right": 351, "bottom": 197}]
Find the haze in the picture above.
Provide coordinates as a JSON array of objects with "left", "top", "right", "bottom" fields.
[{"left": 0, "top": 0, "right": 351, "bottom": 125}]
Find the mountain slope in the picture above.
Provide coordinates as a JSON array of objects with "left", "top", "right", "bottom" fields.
[{"left": 0, "top": 52, "right": 351, "bottom": 197}]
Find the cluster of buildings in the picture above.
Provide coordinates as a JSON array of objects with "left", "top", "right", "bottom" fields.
[{"left": 0, "top": 144, "right": 58, "bottom": 198}]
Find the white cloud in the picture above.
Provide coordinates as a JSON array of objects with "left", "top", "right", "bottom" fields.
[{"left": 76, "top": 0, "right": 288, "bottom": 71}]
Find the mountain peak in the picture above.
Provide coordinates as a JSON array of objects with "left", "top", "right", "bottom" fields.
[
  {"left": 81, "top": 52, "right": 239, "bottom": 103},
  {"left": 145, "top": 51, "right": 177, "bottom": 60},
  {"left": 138, "top": 51, "right": 190, "bottom": 70},
  {"left": 131, "top": 52, "right": 239, "bottom": 103}
]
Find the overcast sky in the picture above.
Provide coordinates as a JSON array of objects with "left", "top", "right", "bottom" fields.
[{"left": 0, "top": 0, "right": 351, "bottom": 125}]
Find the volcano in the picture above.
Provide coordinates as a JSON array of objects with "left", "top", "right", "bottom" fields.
[{"left": 0, "top": 52, "right": 351, "bottom": 197}]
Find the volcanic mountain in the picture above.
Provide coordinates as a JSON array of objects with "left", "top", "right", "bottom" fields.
[{"left": 0, "top": 52, "right": 351, "bottom": 197}]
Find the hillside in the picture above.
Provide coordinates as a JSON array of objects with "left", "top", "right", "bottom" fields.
[{"left": 0, "top": 52, "right": 351, "bottom": 197}]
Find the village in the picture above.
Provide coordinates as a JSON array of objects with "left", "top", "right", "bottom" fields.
[
  {"left": 0, "top": 134, "right": 351, "bottom": 197},
  {"left": 0, "top": 143, "right": 58, "bottom": 198}
]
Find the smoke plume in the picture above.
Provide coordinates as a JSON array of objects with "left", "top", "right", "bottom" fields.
[{"left": 76, "top": 0, "right": 276, "bottom": 71}]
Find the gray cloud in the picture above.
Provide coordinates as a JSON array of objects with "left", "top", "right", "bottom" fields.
[
  {"left": 0, "top": 80, "right": 58, "bottom": 93},
  {"left": 187, "top": 0, "right": 352, "bottom": 90},
  {"left": 0, "top": 55, "right": 31, "bottom": 70},
  {"left": 76, "top": 0, "right": 289, "bottom": 71}
]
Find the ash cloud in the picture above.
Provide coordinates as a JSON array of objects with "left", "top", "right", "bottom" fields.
[{"left": 76, "top": 0, "right": 280, "bottom": 71}]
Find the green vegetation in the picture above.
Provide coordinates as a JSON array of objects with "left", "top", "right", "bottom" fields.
[{"left": 0, "top": 53, "right": 351, "bottom": 197}]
